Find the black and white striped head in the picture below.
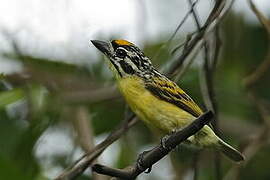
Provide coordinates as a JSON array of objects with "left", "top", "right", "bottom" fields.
[{"left": 91, "top": 39, "right": 156, "bottom": 79}]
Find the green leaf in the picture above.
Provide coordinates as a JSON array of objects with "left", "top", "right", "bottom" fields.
[
  {"left": 0, "top": 88, "right": 25, "bottom": 108},
  {"left": 0, "top": 155, "right": 31, "bottom": 180}
]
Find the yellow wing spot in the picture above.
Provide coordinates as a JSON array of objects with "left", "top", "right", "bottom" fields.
[
  {"left": 153, "top": 78, "right": 185, "bottom": 94},
  {"left": 114, "top": 39, "right": 134, "bottom": 46},
  {"left": 149, "top": 77, "right": 203, "bottom": 117}
]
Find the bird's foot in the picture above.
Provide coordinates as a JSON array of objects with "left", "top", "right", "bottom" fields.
[
  {"left": 160, "top": 129, "right": 180, "bottom": 151},
  {"left": 136, "top": 150, "right": 152, "bottom": 174},
  {"left": 160, "top": 135, "right": 173, "bottom": 151}
]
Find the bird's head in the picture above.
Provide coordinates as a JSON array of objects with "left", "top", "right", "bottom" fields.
[{"left": 91, "top": 39, "right": 154, "bottom": 79}]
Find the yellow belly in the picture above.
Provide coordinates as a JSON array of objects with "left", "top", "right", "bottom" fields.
[
  {"left": 117, "top": 76, "right": 219, "bottom": 147},
  {"left": 117, "top": 76, "right": 195, "bottom": 133}
]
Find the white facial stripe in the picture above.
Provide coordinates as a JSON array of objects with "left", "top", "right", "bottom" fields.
[
  {"left": 125, "top": 57, "right": 139, "bottom": 72},
  {"left": 114, "top": 60, "right": 125, "bottom": 75},
  {"left": 108, "top": 42, "right": 157, "bottom": 78}
]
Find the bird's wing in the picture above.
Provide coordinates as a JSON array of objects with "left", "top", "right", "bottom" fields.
[{"left": 145, "top": 77, "right": 203, "bottom": 117}]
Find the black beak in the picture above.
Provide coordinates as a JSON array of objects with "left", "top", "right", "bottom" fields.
[{"left": 91, "top": 40, "right": 110, "bottom": 55}]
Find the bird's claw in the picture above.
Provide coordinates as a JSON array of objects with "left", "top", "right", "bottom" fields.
[
  {"left": 160, "top": 134, "right": 173, "bottom": 151},
  {"left": 137, "top": 150, "right": 152, "bottom": 174}
]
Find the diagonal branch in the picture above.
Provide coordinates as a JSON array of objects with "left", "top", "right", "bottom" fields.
[
  {"left": 167, "top": 0, "right": 226, "bottom": 78},
  {"left": 56, "top": 1, "right": 230, "bottom": 179},
  {"left": 55, "top": 114, "right": 137, "bottom": 180},
  {"left": 223, "top": 1, "right": 270, "bottom": 179},
  {"left": 248, "top": 0, "right": 270, "bottom": 35},
  {"left": 153, "top": 0, "right": 200, "bottom": 62},
  {"left": 187, "top": 0, "right": 224, "bottom": 179},
  {"left": 243, "top": 0, "right": 270, "bottom": 88},
  {"left": 92, "top": 111, "right": 213, "bottom": 179},
  {"left": 71, "top": 107, "right": 106, "bottom": 180}
]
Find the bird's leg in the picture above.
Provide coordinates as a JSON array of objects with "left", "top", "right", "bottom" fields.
[
  {"left": 136, "top": 150, "right": 152, "bottom": 173},
  {"left": 160, "top": 135, "right": 171, "bottom": 150},
  {"left": 160, "top": 129, "right": 177, "bottom": 151}
]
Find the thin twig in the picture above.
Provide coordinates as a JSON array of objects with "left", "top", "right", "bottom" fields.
[
  {"left": 173, "top": 0, "right": 234, "bottom": 82},
  {"left": 187, "top": 0, "right": 222, "bottom": 178},
  {"left": 55, "top": 115, "right": 137, "bottom": 180},
  {"left": 92, "top": 111, "right": 213, "bottom": 180},
  {"left": 167, "top": 0, "right": 226, "bottom": 78},
  {"left": 186, "top": 0, "right": 209, "bottom": 179},
  {"left": 72, "top": 107, "right": 106, "bottom": 180},
  {"left": 153, "top": 0, "right": 200, "bottom": 62},
  {"left": 60, "top": 85, "right": 120, "bottom": 104},
  {"left": 223, "top": 127, "right": 269, "bottom": 180},
  {"left": 166, "top": 0, "right": 200, "bottom": 44},
  {"left": 243, "top": 1, "right": 270, "bottom": 87},
  {"left": 243, "top": 51, "right": 270, "bottom": 88},
  {"left": 223, "top": 1, "right": 270, "bottom": 179},
  {"left": 212, "top": 26, "right": 222, "bottom": 70},
  {"left": 56, "top": 1, "right": 230, "bottom": 179},
  {"left": 248, "top": 0, "right": 270, "bottom": 35}
]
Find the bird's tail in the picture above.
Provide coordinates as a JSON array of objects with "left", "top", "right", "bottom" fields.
[{"left": 217, "top": 139, "right": 245, "bottom": 162}]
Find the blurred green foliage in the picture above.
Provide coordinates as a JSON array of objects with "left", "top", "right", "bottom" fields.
[{"left": 0, "top": 10, "right": 270, "bottom": 180}]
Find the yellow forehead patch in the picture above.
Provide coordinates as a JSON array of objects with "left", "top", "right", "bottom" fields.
[{"left": 114, "top": 39, "right": 133, "bottom": 46}]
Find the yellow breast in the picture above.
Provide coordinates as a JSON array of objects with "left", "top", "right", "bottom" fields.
[{"left": 117, "top": 76, "right": 195, "bottom": 133}]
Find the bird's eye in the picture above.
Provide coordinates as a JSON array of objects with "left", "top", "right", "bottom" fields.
[{"left": 116, "top": 49, "right": 127, "bottom": 58}]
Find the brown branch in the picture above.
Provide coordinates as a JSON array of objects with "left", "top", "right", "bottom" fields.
[
  {"left": 187, "top": 0, "right": 218, "bottom": 128},
  {"left": 56, "top": 1, "right": 230, "bottom": 179},
  {"left": 223, "top": 1, "right": 270, "bottom": 179},
  {"left": 212, "top": 26, "right": 222, "bottom": 70},
  {"left": 71, "top": 107, "right": 106, "bottom": 180},
  {"left": 168, "top": 0, "right": 200, "bottom": 43},
  {"left": 243, "top": 0, "right": 270, "bottom": 88},
  {"left": 173, "top": 0, "right": 234, "bottom": 82},
  {"left": 187, "top": 0, "right": 223, "bottom": 179},
  {"left": 188, "top": 0, "right": 201, "bottom": 28},
  {"left": 6, "top": 73, "right": 120, "bottom": 104},
  {"left": 223, "top": 126, "right": 269, "bottom": 180},
  {"left": 187, "top": 0, "right": 214, "bottom": 179},
  {"left": 153, "top": 0, "right": 200, "bottom": 62},
  {"left": 92, "top": 111, "right": 213, "bottom": 180},
  {"left": 167, "top": 0, "right": 226, "bottom": 78},
  {"left": 243, "top": 51, "right": 270, "bottom": 88},
  {"left": 224, "top": 95, "right": 270, "bottom": 179},
  {"left": 247, "top": 93, "right": 270, "bottom": 127},
  {"left": 59, "top": 86, "right": 120, "bottom": 104},
  {"left": 201, "top": 16, "right": 222, "bottom": 180},
  {"left": 73, "top": 107, "right": 95, "bottom": 154},
  {"left": 248, "top": 0, "right": 270, "bottom": 35},
  {"left": 55, "top": 114, "right": 137, "bottom": 180}
]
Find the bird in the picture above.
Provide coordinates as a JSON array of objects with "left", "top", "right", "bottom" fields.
[{"left": 91, "top": 39, "right": 244, "bottom": 162}]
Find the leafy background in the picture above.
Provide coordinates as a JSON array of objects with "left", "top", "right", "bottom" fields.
[{"left": 0, "top": 0, "right": 270, "bottom": 180}]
